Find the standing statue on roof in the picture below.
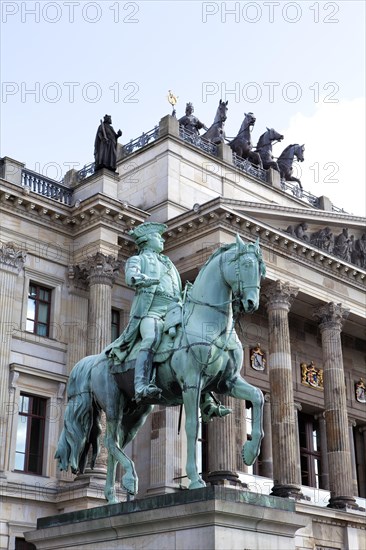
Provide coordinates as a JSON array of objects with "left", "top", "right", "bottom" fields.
[
  {"left": 94, "top": 115, "right": 122, "bottom": 172},
  {"left": 179, "top": 102, "right": 208, "bottom": 135}
]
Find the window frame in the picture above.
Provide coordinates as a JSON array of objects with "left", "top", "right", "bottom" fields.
[
  {"left": 111, "top": 308, "right": 121, "bottom": 342},
  {"left": 14, "top": 392, "right": 47, "bottom": 476},
  {"left": 26, "top": 283, "right": 52, "bottom": 337},
  {"left": 298, "top": 412, "right": 323, "bottom": 489}
]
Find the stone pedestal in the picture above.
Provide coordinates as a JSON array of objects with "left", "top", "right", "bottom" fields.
[
  {"left": 0, "top": 243, "right": 26, "bottom": 474},
  {"left": 25, "top": 486, "right": 309, "bottom": 550},
  {"left": 263, "top": 280, "right": 303, "bottom": 499},
  {"left": 314, "top": 302, "right": 357, "bottom": 509}
]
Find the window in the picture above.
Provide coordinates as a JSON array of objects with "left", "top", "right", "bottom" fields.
[
  {"left": 15, "top": 538, "right": 36, "bottom": 550},
  {"left": 26, "top": 284, "right": 51, "bottom": 337},
  {"left": 298, "top": 413, "right": 323, "bottom": 488},
  {"left": 111, "top": 309, "right": 120, "bottom": 341},
  {"left": 15, "top": 393, "right": 47, "bottom": 475}
]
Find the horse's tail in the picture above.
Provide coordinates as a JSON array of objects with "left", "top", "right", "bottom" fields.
[{"left": 55, "top": 354, "right": 102, "bottom": 474}]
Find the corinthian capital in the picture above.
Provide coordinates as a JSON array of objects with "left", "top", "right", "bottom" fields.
[
  {"left": 80, "top": 252, "right": 121, "bottom": 287},
  {"left": 313, "top": 302, "right": 349, "bottom": 332},
  {"left": 0, "top": 241, "right": 27, "bottom": 273},
  {"left": 262, "top": 280, "right": 299, "bottom": 311}
]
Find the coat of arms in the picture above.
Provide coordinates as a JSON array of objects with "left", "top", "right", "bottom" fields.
[
  {"left": 301, "top": 361, "right": 323, "bottom": 389},
  {"left": 355, "top": 379, "right": 366, "bottom": 403},
  {"left": 250, "top": 343, "right": 266, "bottom": 371}
]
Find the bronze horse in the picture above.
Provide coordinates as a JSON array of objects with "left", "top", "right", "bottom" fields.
[
  {"left": 277, "top": 144, "right": 305, "bottom": 190},
  {"left": 202, "top": 99, "right": 228, "bottom": 145},
  {"left": 229, "top": 112, "right": 262, "bottom": 168},
  {"left": 255, "top": 127, "right": 284, "bottom": 171}
]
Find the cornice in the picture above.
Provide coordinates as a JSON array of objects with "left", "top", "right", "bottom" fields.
[
  {"left": 163, "top": 202, "right": 366, "bottom": 290},
  {"left": 0, "top": 182, "right": 148, "bottom": 235}
]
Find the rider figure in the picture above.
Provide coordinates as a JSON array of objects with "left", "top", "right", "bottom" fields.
[
  {"left": 107, "top": 222, "right": 232, "bottom": 418},
  {"left": 179, "top": 102, "right": 208, "bottom": 135}
]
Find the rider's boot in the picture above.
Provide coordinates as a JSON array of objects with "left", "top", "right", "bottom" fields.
[
  {"left": 200, "top": 393, "right": 232, "bottom": 423},
  {"left": 134, "top": 349, "right": 162, "bottom": 402}
]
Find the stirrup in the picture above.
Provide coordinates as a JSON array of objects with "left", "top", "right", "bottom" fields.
[
  {"left": 134, "top": 384, "right": 162, "bottom": 403},
  {"left": 201, "top": 403, "right": 232, "bottom": 423}
]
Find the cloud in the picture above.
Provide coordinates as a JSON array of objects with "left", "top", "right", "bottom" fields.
[{"left": 280, "top": 98, "right": 365, "bottom": 217}]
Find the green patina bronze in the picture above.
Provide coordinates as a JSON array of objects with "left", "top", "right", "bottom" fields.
[{"left": 55, "top": 223, "right": 266, "bottom": 504}]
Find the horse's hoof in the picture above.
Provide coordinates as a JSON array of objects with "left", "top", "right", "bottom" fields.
[
  {"left": 122, "top": 473, "right": 138, "bottom": 495},
  {"left": 107, "top": 496, "right": 119, "bottom": 505},
  {"left": 242, "top": 440, "right": 259, "bottom": 466},
  {"left": 188, "top": 479, "right": 206, "bottom": 490}
]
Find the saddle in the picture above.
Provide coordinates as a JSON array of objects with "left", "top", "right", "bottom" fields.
[{"left": 110, "top": 302, "right": 182, "bottom": 375}]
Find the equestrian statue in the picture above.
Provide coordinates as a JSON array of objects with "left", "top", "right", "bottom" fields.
[{"left": 55, "top": 222, "right": 266, "bottom": 504}]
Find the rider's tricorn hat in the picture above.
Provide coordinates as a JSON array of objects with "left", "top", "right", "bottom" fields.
[{"left": 129, "top": 222, "right": 168, "bottom": 246}]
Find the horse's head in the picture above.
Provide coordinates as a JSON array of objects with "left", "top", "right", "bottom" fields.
[
  {"left": 295, "top": 144, "right": 305, "bottom": 162},
  {"left": 245, "top": 112, "right": 256, "bottom": 127},
  {"left": 266, "top": 127, "right": 284, "bottom": 142},
  {"left": 218, "top": 99, "right": 228, "bottom": 122},
  {"left": 225, "top": 235, "right": 266, "bottom": 314}
]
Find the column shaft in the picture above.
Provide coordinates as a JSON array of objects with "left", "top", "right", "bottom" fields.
[
  {"left": 314, "top": 302, "right": 356, "bottom": 509},
  {"left": 263, "top": 280, "right": 302, "bottom": 498},
  {"left": 260, "top": 394, "right": 273, "bottom": 479},
  {"left": 207, "top": 395, "right": 241, "bottom": 483}
]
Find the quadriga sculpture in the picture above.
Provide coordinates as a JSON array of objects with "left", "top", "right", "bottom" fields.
[{"left": 55, "top": 232, "right": 266, "bottom": 504}]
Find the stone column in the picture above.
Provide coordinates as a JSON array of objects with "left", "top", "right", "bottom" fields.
[
  {"left": 262, "top": 280, "right": 303, "bottom": 498},
  {"left": 315, "top": 412, "right": 329, "bottom": 490},
  {"left": 313, "top": 302, "right": 357, "bottom": 509},
  {"left": 348, "top": 419, "right": 359, "bottom": 497},
  {"left": 260, "top": 394, "right": 273, "bottom": 479},
  {"left": 0, "top": 242, "right": 26, "bottom": 474},
  {"left": 206, "top": 395, "right": 243, "bottom": 485},
  {"left": 147, "top": 406, "right": 182, "bottom": 495},
  {"left": 81, "top": 253, "right": 121, "bottom": 476}
]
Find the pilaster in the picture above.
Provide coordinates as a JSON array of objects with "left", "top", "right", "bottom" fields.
[{"left": 0, "top": 242, "right": 26, "bottom": 473}]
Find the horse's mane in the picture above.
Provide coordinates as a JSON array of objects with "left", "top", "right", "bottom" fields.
[
  {"left": 195, "top": 241, "right": 266, "bottom": 285},
  {"left": 278, "top": 144, "right": 294, "bottom": 158},
  {"left": 256, "top": 132, "right": 267, "bottom": 148}
]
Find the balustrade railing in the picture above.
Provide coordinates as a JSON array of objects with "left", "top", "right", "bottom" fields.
[
  {"left": 22, "top": 168, "right": 73, "bottom": 205},
  {"left": 122, "top": 126, "right": 159, "bottom": 155},
  {"left": 179, "top": 126, "right": 218, "bottom": 156},
  {"left": 232, "top": 153, "right": 267, "bottom": 183}
]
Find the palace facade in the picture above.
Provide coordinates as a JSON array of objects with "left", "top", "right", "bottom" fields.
[{"left": 0, "top": 114, "right": 365, "bottom": 549}]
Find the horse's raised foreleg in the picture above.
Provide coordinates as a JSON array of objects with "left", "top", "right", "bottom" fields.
[
  {"left": 182, "top": 386, "right": 206, "bottom": 490},
  {"left": 229, "top": 376, "right": 264, "bottom": 466}
]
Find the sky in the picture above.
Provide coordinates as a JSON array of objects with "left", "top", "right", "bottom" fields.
[{"left": 1, "top": 0, "right": 365, "bottom": 216}]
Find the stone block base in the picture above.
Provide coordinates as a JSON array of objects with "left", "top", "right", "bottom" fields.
[{"left": 25, "top": 486, "right": 308, "bottom": 550}]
